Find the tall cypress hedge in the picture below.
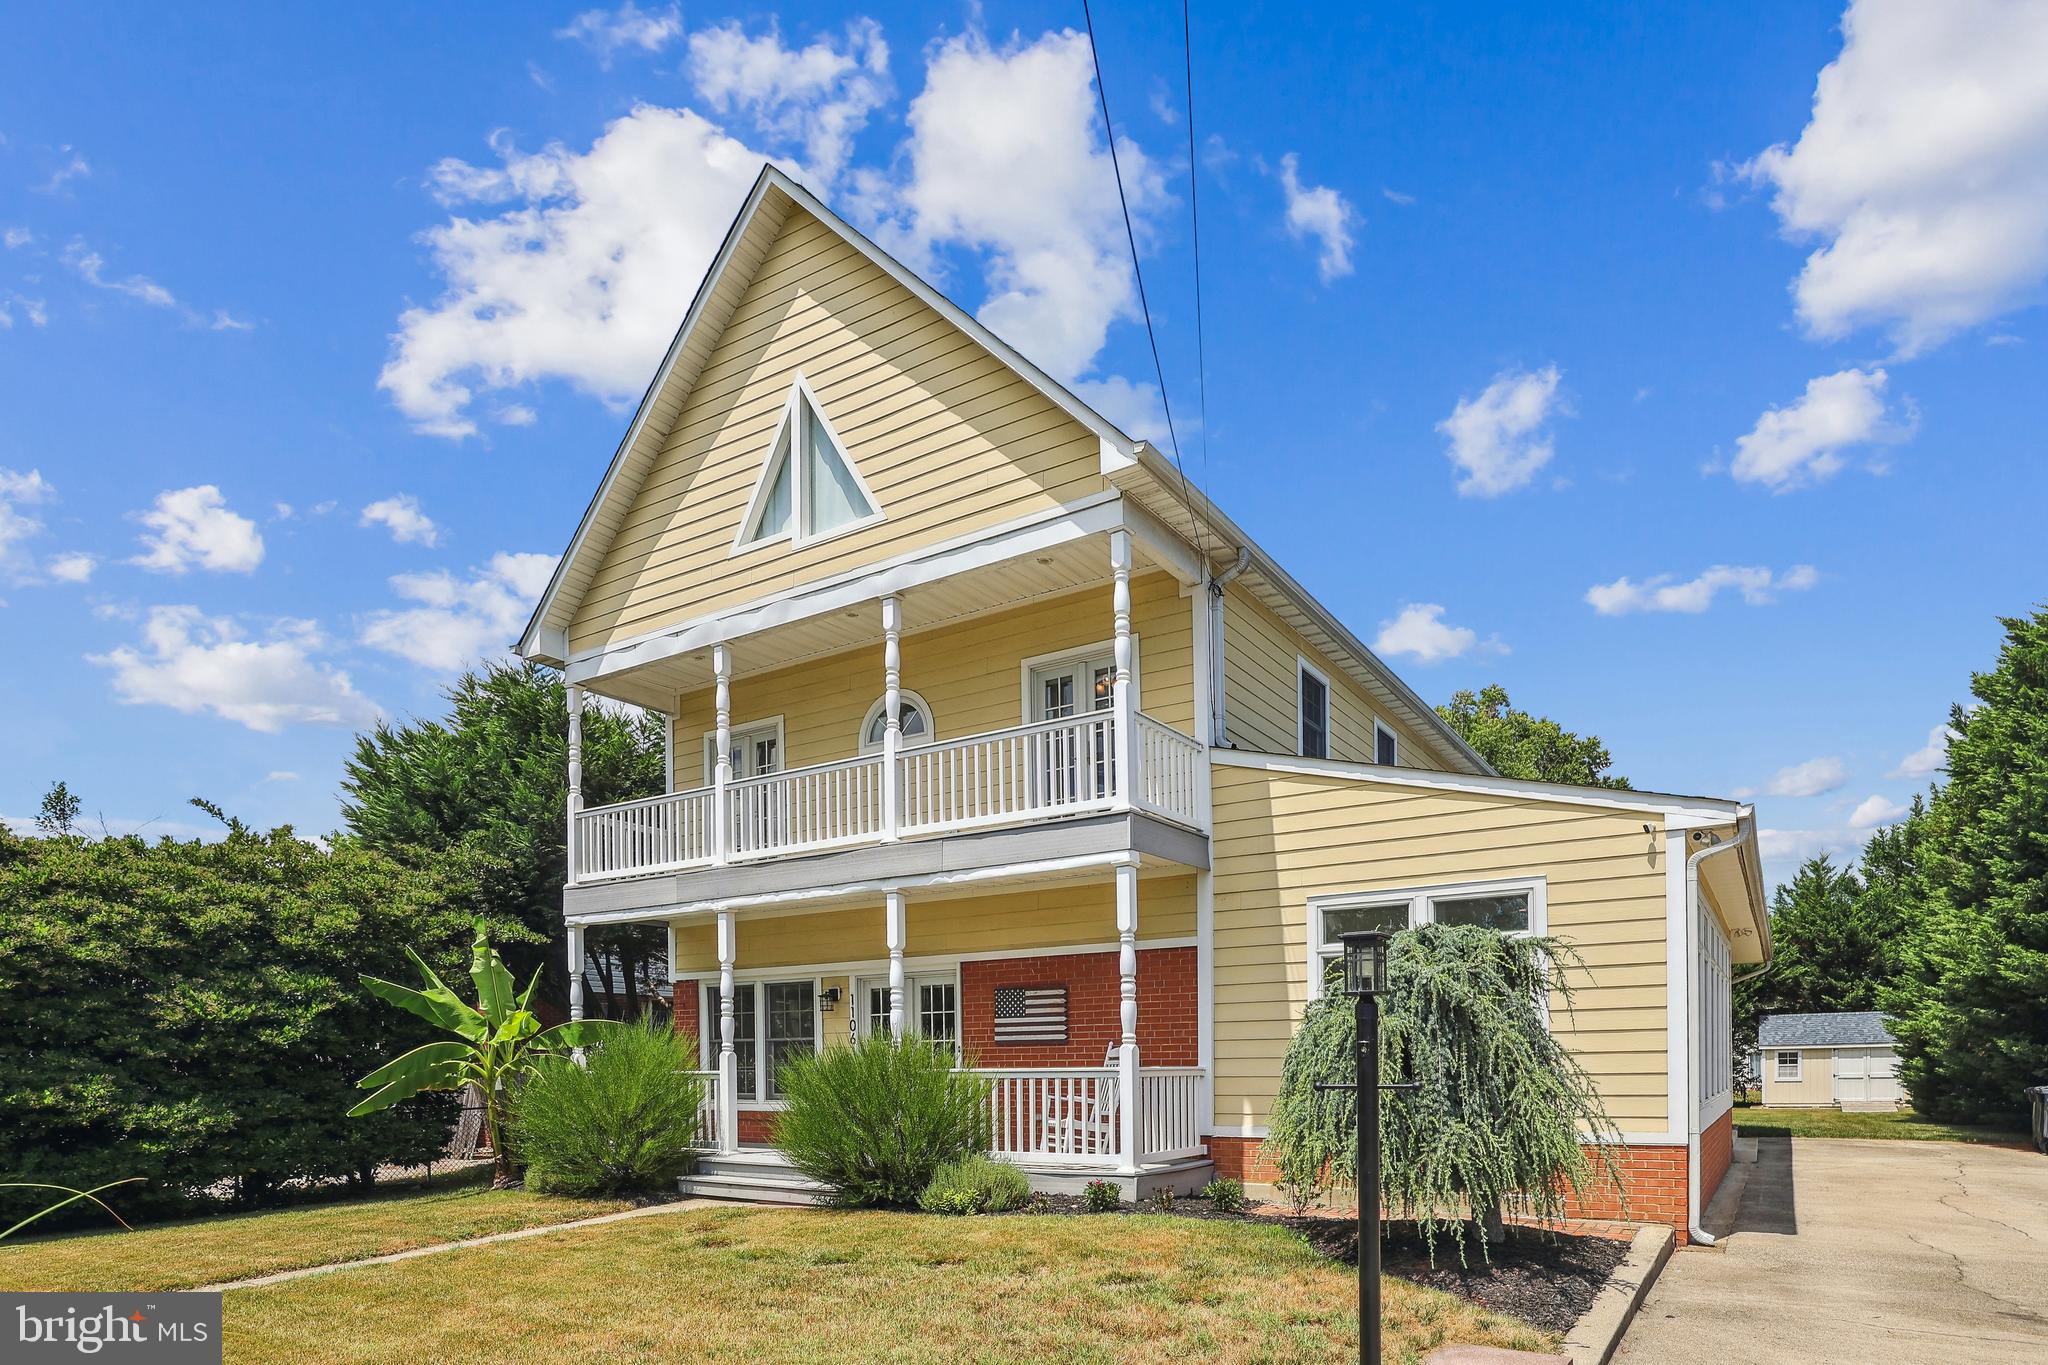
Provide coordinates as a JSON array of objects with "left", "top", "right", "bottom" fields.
[{"left": 0, "top": 817, "right": 528, "bottom": 1223}]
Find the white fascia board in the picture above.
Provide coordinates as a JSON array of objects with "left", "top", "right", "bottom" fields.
[
  {"left": 565, "top": 491, "right": 1124, "bottom": 686},
  {"left": 516, "top": 169, "right": 779, "bottom": 666},
  {"left": 1119, "top": 493, "right": 1203, "bottom": 584},
  {"left": 1213, "top": 748, "right": 1749, "bottom": 821}
]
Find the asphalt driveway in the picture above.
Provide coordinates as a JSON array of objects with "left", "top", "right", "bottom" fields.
[{"left": 1616, "top": 1136, "right": 2048, "bottom": 1364}]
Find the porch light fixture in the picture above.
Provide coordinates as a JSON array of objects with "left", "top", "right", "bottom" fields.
[{"left": 1339, "top": 929, "right": 1391, "bottom": 999}]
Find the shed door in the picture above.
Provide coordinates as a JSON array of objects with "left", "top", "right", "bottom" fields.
[{"left": 1832, "top": 1047, "right": 1899, "bottom": 1103}]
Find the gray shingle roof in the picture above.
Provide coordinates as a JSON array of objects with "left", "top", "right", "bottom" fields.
[{"left": 1758, "top": 1011, "right": 1896, "bottom": 1048}]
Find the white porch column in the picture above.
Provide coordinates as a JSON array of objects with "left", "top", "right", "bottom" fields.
[
  {"left": 1115, "top": 859, "right": 1141, "bottom": 1175},
  {"left": 1110, "top": 529, "right": 1136, "bottom": 809},
  {"left": 566, "top": 922, "right": 585, "bottom": 1021},
  {"left": 885, "top": 889, "right": 907, "bottom": 1038},
  {"left": 565, "top": 683, "right": 584, "bottom": 884},
  {"left": 716, "top": 907, "right": 739, "bottom": 1154},
  {"left": 881, "top": 595, "right": 902, "bottom": 842},
  {"left": 711, "top": 645, "right": 732, "bottom": 866}
]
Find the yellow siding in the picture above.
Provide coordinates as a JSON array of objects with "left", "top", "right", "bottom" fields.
[
  {"left": 671, "top": 877, "right": 1197, "bottom": 972},
  {"left": 569, "top": 208, "right": 1108, "bottom": 655},
  {"left": 1220, "top": 585, "right": 1443, "bottom": 770},
  {"left": 1760, "top": 1050, "right": 1837, "bottom": 1107},
  {"left": 667, "top": 571, "right": 1193, "bottom": 783},
  {"left": 1209, "top": 762, "right": 1671, "bottom": 1131}
]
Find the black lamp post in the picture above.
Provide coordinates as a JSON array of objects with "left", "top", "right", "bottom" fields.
[{"left": 1316, "top": 928, "right": 1407, "bottom": 1365}]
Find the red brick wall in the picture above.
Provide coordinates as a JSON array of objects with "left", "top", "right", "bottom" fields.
[
  {"left": 960, "top": 947, "right": 1198, "bottom": 1068},
  {"left": 1210, "top": 1135, "right": 1700, "bottom": 1242},
  {"left": 1698, "top": 1107, "right": 1733, "bottom": 1209},
  {"left": 671, "top": 981, "right": 701, "bottom": 1046}
]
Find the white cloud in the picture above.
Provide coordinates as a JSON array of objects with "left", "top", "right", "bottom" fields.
[
  {"left": 1276, "top": 152, "right": 1356, "bottom": 282},
  {"left": 1758, "top": 826, "right": 1865, "bottom": 879},
  {"left": 1586, "top": 563, "right": 1818, "bottom": 616},
  {"left": 555, "top": 1, "right": 683, "bottom": 65},
  {"left": 0, "top": 467, "right": 55, "bottom": 581},
  {"left": 209, "top": 310, "right": 255, "bottom": 332},
  {"left": 1761, "top": 756, "right": 1847, "bottom": 798},
  {"left": 1373, "top": 603, "right": 1504, "bottom": 664},
  {"left": 359, "top": 494, "right": 440, "bottom": 547},
  {"left": 685, "top": 18, "right": 891, "bottom": 187},
  {"left": 1739, "top": 0, "right": 2048, "bottom": 354},
  {"left": 1729, "top": 367, "right": 1910, "bottom": 490},
  {"left": 63, "top": 240, "right": 176, "bottom": 309},
  {"left": 3, "top": 227, "right": 32, "bottom": 249},
  {"left": 263, "top": 770, "right": 301, "bottom": 783},
  {"left": 1069, "top": 376, "right": 1171, "bottom": 444},
  {"left": 90, "top": 607, "right": 378, "bottom": 733},
  {"left": 495, "top": 403, "right": 537, "bottom": 428},
  {"left": 359, "top": 552, "right": 558, "bottom": 673},
  {"left": 878, "top": 27, "right": 1167, "bottom": 386},
  {"left": 38, "top": 151, "right": 90, "bottom": 195},
  {"left": 0, "top": 295, "right": 49, "bottom": 329},
  {"left": 1436, "top": 365, "right": 1566, "bottom": 497},
  {"left": 1849, "top": 793, "right": 1908, "bottom": 827},
  {"left": 46, "top": 551, "right": 96, "bottom": 584},
  {"left": 131, "top": 486, "right": 264, "bottom": 574},
  {"left": 1381, "top": 187, "right": 1416, "bottom": 207},
  {"left": 1891, "top": 722, "right": 1956, "bottom": 777},
  {"left": 380, "top": 108, "right": 766, "bottom": 438}
]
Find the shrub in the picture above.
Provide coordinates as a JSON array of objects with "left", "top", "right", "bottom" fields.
[
  {"left": 1150, "top": 1186, "right": 1176, "bottom": 1212},
  {"left": 1201, "top": 1177, "right": 1247, "bottom": 1212},
  {"left": 917, "top": 1155, "right": 1030, "bottom": 1214},
  {"left": 1082, "top": 1179, "right": 1121, "bottom": 1212},
  {"left": 511, "top": 1022, "right": 704, "bottom": 1196},
  {"left": 773, "top": 1033, "right": 991, "bottom": 1207}
]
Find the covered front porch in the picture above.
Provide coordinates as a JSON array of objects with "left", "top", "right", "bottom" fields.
[{"left": 569, "top": 858, "right": 1216, "bottom": 1200}]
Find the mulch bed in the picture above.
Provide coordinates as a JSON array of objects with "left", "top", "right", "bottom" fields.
[{"left": 1000, "top": 1195, "right": 1627, "bottom": 1336}]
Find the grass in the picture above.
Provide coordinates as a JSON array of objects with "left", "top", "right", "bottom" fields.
[
  {"left": 224, "top": 1207, "right": 1555, "bottom": 1364},
  {"left": 0, "top": 1181, "right": 635, "bottom": 1292},
  {"left": 1734, "top": 1105, "right": 2029, "bottom": 1146}
]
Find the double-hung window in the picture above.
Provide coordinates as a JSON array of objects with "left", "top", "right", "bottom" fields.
[
  {"left": 703, "top": 979, "right": 818, "bottom": 1103},
  {"left": 1774, "top": 1050, "right": 1802, "bottom": 1082},
  {"left": 1309, "top": 878, "right": 1544, "bottom": 995},
  {"left": 1298, "top": 661, "right": 1330, "bottom": 759}
]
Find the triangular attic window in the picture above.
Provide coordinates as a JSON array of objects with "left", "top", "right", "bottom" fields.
[{"left": 736, "top": 379, "right": 879, "bottom": 550}]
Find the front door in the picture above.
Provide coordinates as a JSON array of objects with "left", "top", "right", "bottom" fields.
[{"left": 855, "top": 974, "right": 959, "bottom": 1052}]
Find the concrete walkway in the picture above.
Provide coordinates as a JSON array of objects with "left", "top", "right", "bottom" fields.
[{"left": 1616, "top": 1136, "right": 2048, "bottom": 1364}]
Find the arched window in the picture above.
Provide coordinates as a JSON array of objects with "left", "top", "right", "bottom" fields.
[{"left": 859, "top": 691, "right": 933, "bottom": 751}]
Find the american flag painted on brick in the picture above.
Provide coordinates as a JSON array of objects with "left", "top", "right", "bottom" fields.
[{"left": 992, "top": 985, "right": 1067, "bottom": 1044}]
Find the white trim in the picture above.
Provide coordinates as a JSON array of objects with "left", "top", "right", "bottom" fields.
[
  {"left": 1195, "top": 870, "right": 1215, "bottom": 1135},
  {"left": 859, "top": 688, "right": 935, "bottom": 753},
  {"left": 1212, "top": 748, "right": 1749, "bottom": 821},
  {"left": 1018, "top": 637, "right": 1140, "bottom": 724},
  {"left": 1305, "top": 876, "right": 1548, "bottom": 1000},
  {"left": 1665, "top": 830, "right": 1690, "bottom": 1147},
  {"left": 730, "top": 371, "right": 884, "bottom": 556},
  {"left": 1295, "top": 656, "right": 1331, "bottom": 759},
  {"left": 564, "top": 491, "right": 1125, "bottom": 685},
  {"left": 699, "top": 715, "right": 787, "bottom": 785},
  {"left": 1206, "top": 1124, "right": 1268, "bottom": 1139},
  {"left": 1372, "top": 719, "right": 1399, "bottom": 768},
  {"left": 1773, "top": 1049, "right": 1803, "bottom": 1082},
  {"left": 670, "top": 935, "right": 1198, "bottom": 983}
]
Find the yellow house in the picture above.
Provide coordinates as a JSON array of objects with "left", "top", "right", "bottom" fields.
[{"left": 516, "top": 166, "right": 1770, "bottom": 1241}]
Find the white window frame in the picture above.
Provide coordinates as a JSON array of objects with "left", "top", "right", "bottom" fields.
[
  {"left": 698, "top": 973, "right": 826, "bottom": 1108},
  {"left": 730, "top": 372, "right": 884, "bottom": 556},
  {"left": 1774, "top": 1049, "right": 1803, "bottom": 1082},
  {"left": 858, "top": 689, "right": 936, "bottom": 753},
  {"left": 1297, "top": 657, "right": 1331, "bottom": 759},
  {"left": 700, "top": 715, "right": 787, "bottom": 785},
  {"left": 1018, "top": 637, "right": 1141, "bottom": 724},
  {"left": 1306, "top": 876, "right": 1549, "bottom": 1000},
  {"left": 1373, "top": 720, "right": 1399, "bottom": 767}
]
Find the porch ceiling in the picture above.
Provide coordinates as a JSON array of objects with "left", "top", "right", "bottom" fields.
[{"left": 580, "top": 531, "right": 1167, "bottom": 713}]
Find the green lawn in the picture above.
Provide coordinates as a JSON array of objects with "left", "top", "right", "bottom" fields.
[
  {"left": 1734, "top": 1105, "right": 2029, "bottom": 1146},
  {"left": 0, "top": 1182, "right": 634, "bottom": 1292},
  {"left": 0, "top": 1189, "right": 1556, "bottom": 1363}
]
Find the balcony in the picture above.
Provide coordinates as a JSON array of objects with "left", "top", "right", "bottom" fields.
[{"left": 571, "top": 710, "right": 1205, "bottom": 884}]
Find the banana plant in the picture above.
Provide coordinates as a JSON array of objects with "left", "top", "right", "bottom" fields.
[{"left": 350, "top": 921, "right": 619, "bottom": 1188}]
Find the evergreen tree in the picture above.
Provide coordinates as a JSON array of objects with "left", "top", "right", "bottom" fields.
[
  {"left": 1733, "top": 854, "right": 1888, "bottom": 1069},
  {"left": 1883, "top": 611, "right": 2048, "bottom": 1124},
  {"left": 341, "top": 663, "right": 668, "bottom": 1014},
  {"left": 34, "top": 781, "right": 81, "bottom": 837},
  {"left": 1436, "top": 684, "right": 1630, "bottom": 788}
]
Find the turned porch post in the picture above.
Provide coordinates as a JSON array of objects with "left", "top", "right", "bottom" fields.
[
  {"left": 716, "top": 907, "right": 739, "bottom": 1154},
  {"left": 881, "top": 595, "right": 902, "bottom": 842},
  {"left": 566, "top": 922, "right": 585, "bottom": 1021},
  {"left": 1110, "top": 529, "right": 1136, "bottom": 809},
  {"left": 1115, "top": 858, "right": 1141, "bottom": 1176},
  {"left": 711, "top": 645, "right": 732, "bottom": 866},
  {"left": 565, "top": 683, "right": 584, "bottom": 884},
  {"left": 884, "top": 890, "right": 908, "bottom": 1038}
]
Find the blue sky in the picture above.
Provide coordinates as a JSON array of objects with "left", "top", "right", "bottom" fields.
[{"left": 2, "top": 1, "right": 2043, "bottom": 890}]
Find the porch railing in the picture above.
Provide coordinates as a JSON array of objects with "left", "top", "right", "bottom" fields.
[
  {"left": 687, "top": 1069, "right": 720, "bottom": 1148},
  {"left": 977, "top": 1067, "right": 1120, "bottom": 1164},
  {"left": 571, "top": 710, "right": 1203, "bottom": 883},
  {"left": 1135, "top": 1067, "right": 1207, "bottom": 1161}
]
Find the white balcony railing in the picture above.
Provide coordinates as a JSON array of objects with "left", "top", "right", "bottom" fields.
[
  {"left": 571, "top": 710, "right": 1204, "bottom": 884},
  {"left": 1136, "top": 1067, "right": 1207, "bottom": 1161}
]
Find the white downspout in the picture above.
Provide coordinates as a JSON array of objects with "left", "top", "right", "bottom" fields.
[{"left": 1683, "top": 821, "right": 1754, "bottom": 1247}]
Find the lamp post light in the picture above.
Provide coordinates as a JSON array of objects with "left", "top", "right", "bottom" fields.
[{"left": 1316, "top": 929, "right": 1409, "bottom": 1365}]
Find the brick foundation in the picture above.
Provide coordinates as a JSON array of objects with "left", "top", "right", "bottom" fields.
[
  {"left": 1207, "top": 1134, "right": 1704, "bottom": 1243},
  {"left": 1698, "top": 1107, "right": 1733, "bottom": 1209},
  {"left": 671, "top": 981, "right": 701, "bottom": 1044},
  {"left": 960, "top": 946, "right": 1197, "bottom": 1068}
]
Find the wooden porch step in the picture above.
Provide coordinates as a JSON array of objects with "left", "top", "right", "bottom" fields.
[{"left": 679, "top": 1151, "right": 831, "bottom": 1206}]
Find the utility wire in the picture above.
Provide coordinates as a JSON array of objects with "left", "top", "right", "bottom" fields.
[
  {"left": 1181, "top": 0, "right": 1213, "bottom": 518},
  {"left": 1080, "top": 0, "right": 1209, "bottom": 565}
]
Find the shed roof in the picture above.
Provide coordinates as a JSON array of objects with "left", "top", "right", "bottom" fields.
[{"left": 1758, "top": 1011, "right": 1896, "bottom": 1048}]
